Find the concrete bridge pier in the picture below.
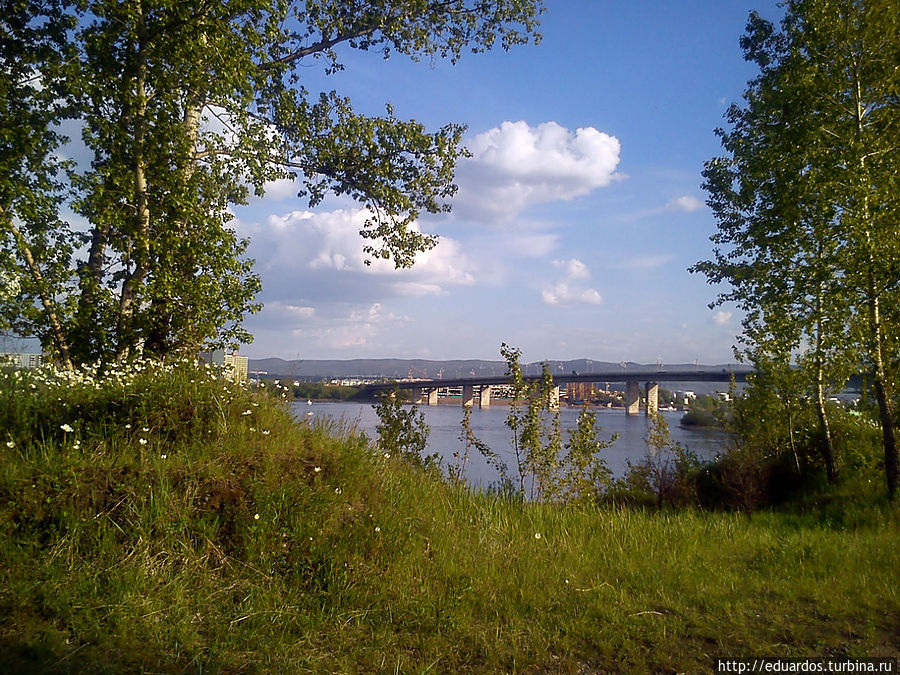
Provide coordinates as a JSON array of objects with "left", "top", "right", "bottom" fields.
[
  {"left": 411, "top": 387, "right": 424, "bottom": 405},
  {"left": 625, "top": 380, "right": 641, "bottom": 416},
  {"left": 462, "top": 384, "right": 475, "bottom": 407},
  {"left": 645, "top": 382, "right": 659, "bottom": 416},
  {"left": 427, "top": 388, "right": 439, "bottom": 406},
  {"left": 479, "top": 385, "right": 492, "bottom": 408}
]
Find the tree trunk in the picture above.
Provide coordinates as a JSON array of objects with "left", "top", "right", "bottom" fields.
[
  {"left": 813, "top": 289, "right": 836, "bottom": 482},
  {"left": 814, "top": 367, "right": 836, "bottom": 482},
  {"left": 144, "top": 76, "right": 205, "bottom": 358},
  {"left": 74, "top": 215, "right": 111, "bottom": 360},
  {"left": 851, "top": 63, "right": 898, "bottom": 497},
  {"left": 869, "top": 290, "right": 898, "bottom": 497},
  {"left": 116, "top": 15, "right": 151, "bottom": 362},
  {"left": 1, "top": 207, "right": 74, "bottom": 371},
  {"left": 782, "top": 396, "right": 801, "bottom": 475}
]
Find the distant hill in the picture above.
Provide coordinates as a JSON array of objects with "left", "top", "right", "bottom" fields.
[{"left": 247, "top": 357, "right": 751, "bottom": 394}]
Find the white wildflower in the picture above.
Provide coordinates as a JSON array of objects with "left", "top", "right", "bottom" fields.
[
  {"left": 60, "top": 423, "right": 74, "bottom": 433},
  {"left": 139, "top": 438, "right": 148, "bottom": 445},
  {"left": 534, "top": 533, "right": 542, "bottom": 540},
  {"left": 314, "top": 466, "right": 321, "bottom": 473},
  {"left": 5, "top": 441, "right": 13, "bottom": 448},
  {"left": 254, "top": 513, "right": 260, "bottom": 520}
]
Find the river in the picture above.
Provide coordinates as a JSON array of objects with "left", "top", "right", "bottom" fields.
[{"left": 291, "top": 400, "right": 731, "bottom": 490}]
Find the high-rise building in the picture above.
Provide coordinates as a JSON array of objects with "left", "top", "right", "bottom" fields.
[
  {"left": 0, "top": 352, "right": 43, "bottom": 369},
  {"left": 224, "top": 353, "right": 249, "bottom": 384},
  {"left": 199, "top": 349, "right": 248, "bottom": 383}
]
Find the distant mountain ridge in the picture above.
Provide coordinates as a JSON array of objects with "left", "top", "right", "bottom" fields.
[{"left": 248, "top": 357, "right": 751, "bottom": 381}]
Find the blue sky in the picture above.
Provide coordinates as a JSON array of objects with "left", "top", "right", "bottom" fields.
[{"left": 234, "top": 0, "right": 783, "bottom": 364}]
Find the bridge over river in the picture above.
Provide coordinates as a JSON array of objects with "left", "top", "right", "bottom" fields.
[{"left": 363, "top": 368, "right": 752, "bottom": 416}]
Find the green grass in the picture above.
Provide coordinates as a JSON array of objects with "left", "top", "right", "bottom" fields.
[{"left": 1, "top": 362, "right": 898, "bottom": 673}]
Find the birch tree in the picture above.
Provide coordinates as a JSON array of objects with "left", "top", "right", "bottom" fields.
[
  {"left": 1, "top": 0, "right": 544, "bottom": 366},
  {"left": 695, "top": 0, "right": 900, "bottom": 495}
]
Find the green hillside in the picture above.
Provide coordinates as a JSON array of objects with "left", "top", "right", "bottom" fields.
[{"left": 2, "top": 363, "right": 897, "bottom": 673}]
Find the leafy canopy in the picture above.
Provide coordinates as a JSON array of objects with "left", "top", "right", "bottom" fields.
[{"left": 0, "top": 0, "right": 544, "bottom": 367}]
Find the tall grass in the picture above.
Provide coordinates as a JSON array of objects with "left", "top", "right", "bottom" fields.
[{"left": 1, "top": 361, "right": 897, "bottom": 673}]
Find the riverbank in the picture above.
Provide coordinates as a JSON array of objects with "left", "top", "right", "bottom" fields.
[{"left": 2, "top": 364, "right": 898, "bottom": 672}]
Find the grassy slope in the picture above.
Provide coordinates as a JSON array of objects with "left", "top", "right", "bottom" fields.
[{"left": 1, "top": 367, "right": 898, "bottom": 673}]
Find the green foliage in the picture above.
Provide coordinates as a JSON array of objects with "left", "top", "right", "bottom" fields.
[
  {"left": 1, "top": 0, "right": 544, "bottom": 365},
  {"left": 557, "top": 407, "right": 616, "bottom": 505},
  {"left": 499, "top": 343, "right": 616, "bottom": 503},
  {"left": 2, "top": 361, "right": 899, "bottom": 671},
  {"left": 276, "top": 380, "right": 361, "bottom": 401},
  {"left": 613, "top": 412, "right": 703, "bottom": 508},
  {"left": 686, "top": 376, "right": 886, "bottom": 510},
  {"left": 680, "top": 394, "right": 728, "bottom": 428},
  {"left": 373, "top": 392, "right": 436, "bottom": 469},
  {"left": 694, "top": 0, "right": 900, "bottom": 494},
  {"left": 0, "top": 358, "right": 271, "bottom": 452},
  {"left": 679, "top": 409, "right": 718, "bottom": 427},
  {"left": 500, "top": 343, "right": 562, "bottom": 499}
]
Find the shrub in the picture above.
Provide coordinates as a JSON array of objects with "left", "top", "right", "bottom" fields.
[{"left": 372, "top": 393, "right": 438, "bottom": 469}]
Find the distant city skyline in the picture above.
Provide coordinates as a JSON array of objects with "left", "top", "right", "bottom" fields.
[{"left": 228, "top": 1, "right": 783, "bottom": 364}]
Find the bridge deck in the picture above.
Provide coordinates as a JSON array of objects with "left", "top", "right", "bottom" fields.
[{"left": 363, "top": 370, "right": 751, "bottom": 391}]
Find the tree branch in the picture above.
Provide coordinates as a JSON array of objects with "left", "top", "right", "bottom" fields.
[{"left": 261, "top": 26, "right": 378, "bottom": 69}]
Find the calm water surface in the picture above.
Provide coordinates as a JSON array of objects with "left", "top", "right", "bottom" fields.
[{"left": 291, "top": 401, "right": 731, "bottom": 489}]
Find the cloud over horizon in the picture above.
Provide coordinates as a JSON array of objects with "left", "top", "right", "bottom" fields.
[{"left": 235, "top": 206, "right": 478, "bottom": 352}]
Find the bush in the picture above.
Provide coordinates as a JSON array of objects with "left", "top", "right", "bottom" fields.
[
  {"left": 680, "top": 409, "right": 718, "bottom": 427},
  {"left": 608, "top": 413, "right": 703, "bottom": 508},
  {"left": 372, "top": 393, "right": 438, "bottom": 470}
]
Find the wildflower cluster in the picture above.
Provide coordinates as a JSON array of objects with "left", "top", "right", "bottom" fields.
[
  {"left": 1, "top": 356, "right": 261, "bottom": 451},
  {"left": 0, "top": 356, "right": 240, "bottom": 395}
]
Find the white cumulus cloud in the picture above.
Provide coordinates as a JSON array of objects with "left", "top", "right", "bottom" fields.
[
  {"left": 542, "top": 258, "right": 604, "bottom": 307},
  {"left": 249, "top": 207, "right": 475, "bottom": 296},
  {"left": 235, "top": 207, "right": 477, "bottom": 349},
  {"left": 712, "top": 310, "right": 732, "bottom": 326},
  {"left": 666, "top": 195, "right": 705, "bottom": 212},
  {"left": 454, "top": 120, "right": 622, "bottom": 224}
]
